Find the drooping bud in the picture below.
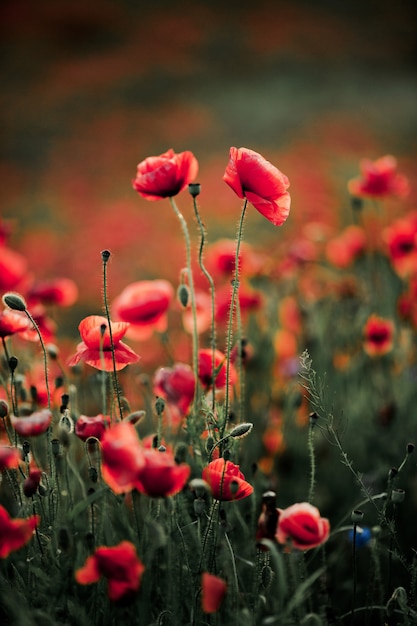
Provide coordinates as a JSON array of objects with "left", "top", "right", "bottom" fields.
[
  {"left": 2, "top": 292, "right": 27, "bottom": 312},
  {"left": 229, "top": 422, "right": 253, "bottom": 439}
]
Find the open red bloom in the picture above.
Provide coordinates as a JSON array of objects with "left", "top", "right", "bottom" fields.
[
  {"left": 0, "top": 308, "right": 31, "bottom": 338},
  {"left": 202, "top": 458, "right": 254, "bottom": 501},
  {"left": 223, "top": 147, "right": 291, "bottom": 226},
  {"left": 276, "top": 502, "right": 330, "bottom": 551},
  {"left": 135, "top": 448, "right": 190, "bottom": 497},
  {"left": 112, "top": 280, "right": 174, "bottom": 341},
  {"left": 75, "top": 541, "right": 145, "bottom": 602},
  {"left": 67, "top": 315, "right": 140, "bottom": 371},
  {"left": 198, "top": 348, "right": 237, "bottom": 390},
  {"left": 100, "top": 422, "right": 145, "bottom": 494},
  {"left": 363, "top": 314, "right": 394, "bottom": 356},
  {"left": 201, "top": 573, "right": 227, "bottom": 613},
  {"left": 27, "top": 277, "right": 78, "bottom": 307},
  {"left": 0, "top": 445, "right": 21, "bottom": 471},
  {"left": 10, "top": 409, "right": 52, "bottom": 437},
  {"left": 133, "top": 149, "right": 198, "bottom": 200},
  {"left": 153, "top": 363, "right": 195, "bottom": 420},
  {"left": 0, "top": 505, "right": 40, "bottom": 558},
  {"left": 75, "top": 414, "right": 111, "bottom": 442},
  {"left": 383, "top": 216, "right": 417, "bottom": 278},
  {"left": 348, "top": 155, "right": 410, "bottom": 198}
]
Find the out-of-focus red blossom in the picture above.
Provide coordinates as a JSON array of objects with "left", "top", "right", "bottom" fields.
[
  {"left": 0, "top": 445, "right": 21, "bottom": 471},
  {"left": 75, "top": 414, "right": 111, "bottom": 442},
  {"left": 363, "top": 314, "right": 395, "bottom": 357},
  {"left": 100, "top": 422, "right": 145, "bottom": 494},
  {"left": 278, "top": 296, "right": 303, "bottom": 335},
  {"left": 326, "top": 225, "right": 367, "bottom": 269},
  {"left": 67, "top": 315, "right": 140, "bottom": 372},
  {"left": 153, "top": 363, "right": 195, "bottom": 420},
  {"left": 18, "top": 305, "right": 57, "bottom": 343},
  {"left": 276, "top": 502, "right": 330, "bottom": 551},
  {"left": 75, "top": 541, "right": 145, "bottom": 602},
  {"left": 204, "top": 238, "right": 264, "bottom": 279},
  {"left": 0, "top": 308, "right": 31, "bottom": 338},
  {"left": 223, "top": 147, "right": 291, "bottom": 226},
  {"left": 348, "top": 155, "right": 410, "bottom": 199},
  {"left": 201, "top": 572, "right": 227, "bottom": 614},
  {"left": 398, "top": 277, "right": 417, "bottom": 327},
  {"left": 182, "top": 290, "right": 212, "bottom": 335},
  {"left": 198, "top": 349, "right": 237, "bottom": 390},
  {"left": 0, "top": 505, "right": 40, "bottom": 558},
  {"left": 135, "top": 448, "right": 190, "bottom": 497},
  {"left": 214, "top": 283, "right": 263, "bottom": 324},
  {"left": 27, "top": 278, "right": 78, "bottom": 307},
  {"left": 112, "top": 280, "right": 174, "bottom": 341},
  {"left": 0, "top": 246, "right": 28, "bottom": 291},
  {"left": 10, "top": 409, "right": 52, "bottom": 437},
  {"left": 383, "top": 215, "right": 417, "bottom": 278},
  {"left": 23, "top": 465, "right": 43, "bottom": 498},
  {"left": 202, "top": 458, "right": 254, "bottom": 501},
  {"left": 132, "top": 148, "right": 198, "bottom": 200}
]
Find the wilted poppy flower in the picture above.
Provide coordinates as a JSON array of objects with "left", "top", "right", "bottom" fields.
[
  {"left": 10, "top": 409, "right": 52, "bottom": 437},
  {"left": 348, "top": 155, "right": 409, "bottom": 199},
  {"left": 27, "top": 278, "right": 78, "bottom": 307},
  {"left": 202, "top": 458, "right": 254, "bottom": 501},
  {"left": 276, "top": 502, "right": 330, "bottom": 551},
  {"left": 0, "top": 445, "right": 21, "bottom": 471},
  {"left": 75, "top": 541, "right": 145, "bottom": 602},
  {"left": 100, "top": 422, "right": 145, "bottom": 494},
  {"left": 75, "top": 414, "right": 111, "bottom": 442},
  {"left": 112, "top": 280, "right": 174, "bottom": 341},
  {"left": 135, "top": 448, "right": 190, "bottom": 497},
  {"left": 198, "top": 348, "right": 237, "bottom": 390},
  {"left": 67, "top": 315, "right": 140, "bottom": 371},
  {"left": 223, "top": 147, "right": 291, "bottom": 226},
  {"left": 0, "top": 246, "right": 28, "bottom": 292},
  {"left": 153, "top": 363, "right": 195, "bottom": 421},
  {"left": 0, "top": 308, "right": 31, "bottom": 338},
  {"left": 201, "top": 572, "right": 227, "bottom": 613},
  {"left": 0, "top": 505, "right": 40, "bottom": 558},
  {"left": 383, "top": 217, "right": 417, "bottom": 278},
  {"left": 363, "top": 314, "right": 394, "bottom": 356},
  {"left": 133, "top": 149, "right": 198, "bottom": 200}
]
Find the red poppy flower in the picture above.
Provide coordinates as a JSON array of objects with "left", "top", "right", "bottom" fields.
[
  {"left": 100, "top": 422, "right": 145, "bottom": 494},
  {"left": 135, "top": 448, "right": 190, "bottom": 497},
  {"left": 75, "top": 414, "right": 111, "bottom": 442},
  {"left": 348, "top": 155, "right": 409, "bottom": 199},
  {"left": 75, "top": 541, "right": 145, "bottom": 602},
  {"left": 153, "top": 363, "right": 195, "bottom": 418},
  {"left": 205, "top": 239, "right": 263, "bottom": 279},
  {"left": 112, "top": 280, "right": 174, "bottom": 341},
  {"left": 202, "top": 458, "right": 254, "bottom": 501},
  {"left": 363, "top": 314, "right": 394, "bottom": 356},
  {"left": 23, "top": 465, "right": 43, "bottom": 497},
  {"left": 0, "top": 445, "right": 21, "bottom": 471},
  {"left": 132, "top": 149, "right": 198, "bottom": 200},
  {"left": 67, "top": 315, "right": 140, "bottom": 371},
  {"left": 383, "top": 217, "right": 417, "bottom": 278},
  {"left": 10, "top": 409, "right": 52, "bottom": 437},
  {"left": 198, "top": 349, "right": 237, "bottom": 390},
  {"left": 215, "top": 283, "right": 263, "bottom": 324},
  {"left": 18, "top": 305, "right": 57, "bottom": 344},
  {"left": 27, "top": 278, "right": 78, "bottom": 307},
  {"left": 276, "top": 502, "right": 330, "bottom": 551},
  {"left": 0, "top": 505, "right": 40, "bottom": 558},
  {"left": 0, "top": 308, "right": 31, "bottom": 338},
  {"left": 325, "top": 225, "right": 367, "bottom": 269},
  {"left": 201, "top": 572, "right": 227, "bottom": 613},
  {"left": 0, "top": 246, "right": 28, "bottom": 291},
  {"left": 223, "top": 147, "right": 291, "bottom": 226}
]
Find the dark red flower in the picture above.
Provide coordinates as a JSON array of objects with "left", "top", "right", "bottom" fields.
[
  {"left": 112, "top": 280, "right": 174, "bottom": 341},
  {"left": 201, "top": 572, "right": 227, "bottom": 613},
  {"left": 363, "top": 314, "right": 394, "bottom": 356},
  {"left": 276, "top": 502, "right": 330, "bottom": 551},
  {"left": 0, "top": 505, "right": 40, "bottom": 558},
  {"left": 75, "top": 414, "right": 111, "bottom": 442},
  {"left": 100, "top": 422, "right": 145, "bottom": 494},
  {"left": 23, "top": 465, "right": 43, "bottom": 497},
  {"left": 0, "top": 308, "right": 31, "bottom": 338},
  {"left": 348, "top": 155, "right": 409, "bottom": 198},
  {"left": 0, "top": 445, "right": 21, "bottom": 471},
  {"left": 133, "top": 149, "right": 198, "bottom": 200},
  {"left": 198, "top": 348, "right": 237, "bottom": 390},
  {"left": 10, "top": 409, "right": 52, "bottom": 437},
  {"left": 135, "top": 448, "right": 190, "bottom": 497},
  {"left": 153, "top": 363, "right": 195, "bottom": 419},
  {"left": 67, "top": 315, "right": 140, "bottom": 371},
  {"left": 202, "top": 458, "right": 254, "bottom": 501},
  {"left": 223, "top": 147, "right": 291, "bottom": 226},
  {"left": 27, "top": 278, "right": 78, "bottom": 307},
  {"left": 75, "top": 541, "right": 145, "bottom": 602}
]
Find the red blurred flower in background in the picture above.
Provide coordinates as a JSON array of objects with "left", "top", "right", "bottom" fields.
[
  {"left": 100, "top": 422, "right": 145, "bottom": 494},
  {"left": 363, "top": 314, "right": 394, "bottom": 356},
  {"left": 27, "top": 277, "right": 78, "bottom": 307},
  {"left": 201, "top": 572, "right": 227, "bottom": 613},
  {"left": 202, "top": 458, "right": 254, "bottom": 501},
  {"left": 198, "top": 348, "right": 237, "bottom": 391},
  {"left": 75, "top": 414, "right": 111, "bottom": 442},
  {"left": 276, "top": 502, "right": 330, "bottom": 551},
  {"left": 223, "top": 147, "right": 291, "bottom": 226},
  {"left": 153, "top": 363, "right": 195, "bottom": 422},
  {"left": 112, "top": 280, "right": 174, "bottom": 341},
  {"left": 10, "top": 409, "right": 52, "bottom": 437},
  {"left": 348, "top": 155, "right": 410, "bottom": 198},
  {"left": 0, "top": 246, "right": 28, "bottom": 292},
  {"left": 325, "top": 225, "right": 367, "bottom": 269},
  {"left": 0, "top": 505, "right": 40, "bottom": 558},
  {"left": 135, "top": 448, "right": 190, "bottom": 497},
  {"left": 214, "top": 283, "right": 263, "bottom": 324},
  {"left": 0, "top": 445, "right": 21, "bottom": 471},
  {"left": 23, "top": 464, "right": 43, "bottom": 498},
  {"left": 75, "top": 541, "right": 145, "bottom": 602},
  {"left": 67, "top": 315, "right": 140, "bottom": 371},
  {"left": 132, "top": 149, "right": 198, "bottom": 200},
  {"left": 0, "top": 308, "right": 31, "bottom": 338},
  {"left": 383, "top": 214, "right": 417, "bottom": 278}
]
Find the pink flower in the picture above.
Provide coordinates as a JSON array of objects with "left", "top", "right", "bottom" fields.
[
  {"left": 276, "top": 502, "right": 330, "bottom": 550},
  {"left": 133, "top": 149, "right": 198, "bottom": 200}
]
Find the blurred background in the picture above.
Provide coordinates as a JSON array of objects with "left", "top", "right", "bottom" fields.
[{"left": 1, "top": 0, "right": 416, "bottom": 310}]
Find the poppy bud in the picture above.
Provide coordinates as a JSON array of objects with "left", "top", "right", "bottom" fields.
[
  {"left": 101, "top": 249, "right": 111, "bottom": 263},
  {"left": 406, "top": 443, "right": 414, "bottom": 454},
  {"left": 229, "top": 422, "right": 253, "bottom": 439},
  {"left": 2, "top": 292, "right": 27, "bottom": 312},
  {"left": 8, "top": 356, "right": 18, "bottom": 373},
  {"left": 188, "top": 182, "right": 201, "bottom": 197},
  {"left": 260, "top": 565, "right": 273, "bottom": 589},
  {"left": 0, "top": 400, "right": 9, "bottom": 418},
  {"left": 89, "top": 467, "right": 98, "bottom": 483},
  {"left": 155, "top": 396, "right": 165, "bottom": 416},
  {"left": 177, "top": 284, "right": 189, "bottom": 308}
]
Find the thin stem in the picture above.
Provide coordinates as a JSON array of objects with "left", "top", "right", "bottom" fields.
[
  {"left": 351, "top": 523, "right": 358, "bottom": 625},
  {"left": 23, "top": 310, "right": 51, "bottom": 410}
]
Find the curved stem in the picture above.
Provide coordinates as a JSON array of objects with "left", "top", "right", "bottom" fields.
[{"left": 24, "top": 310, "right": 51, "bottom": 410}]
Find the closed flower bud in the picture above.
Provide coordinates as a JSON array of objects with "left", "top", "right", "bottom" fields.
[
  {"left": 2, "top": 292, "right": 27, "bottom": 312},
  {"left": 260, "top": 565, "right": 273, "bottom": 589},
  {"left": 8, "top": 356, "right": 18, "bottom": 373},
  {"left": 89, "top": 467, "right": 98, "bottom": 483},
  {"left": 155, "top": 396, "right": 165, "bottom": 416},
  {"left": 177, "top": 284, "right": 189, "bottom": 309},
  {"left": 406, "top": 443, "right": 415, "bottom": 454},
  {"left": 229, "top": 422, "right": 253, "bottom": 439}
]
